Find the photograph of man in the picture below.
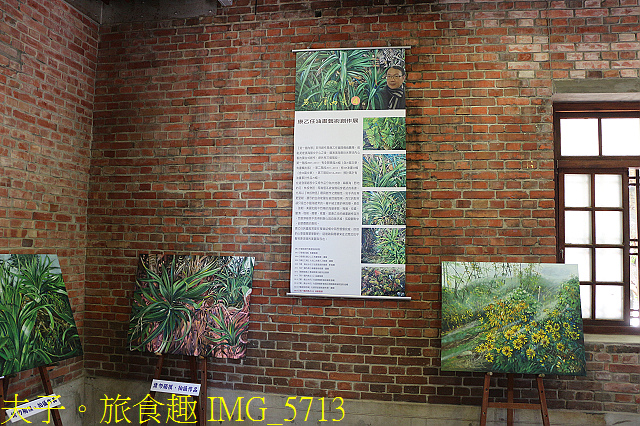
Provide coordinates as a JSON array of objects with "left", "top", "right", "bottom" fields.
[{"left": 379, "top": 66, "right": 406, "bottom": 110}]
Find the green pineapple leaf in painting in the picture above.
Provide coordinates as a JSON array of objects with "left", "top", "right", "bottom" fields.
[
  {"left": 362, "top": 154, "right": 406, "bottom": 188},
  {"left": 0, "top": 254, "right": 82, "bottom": 377},
  {"left": 129, "top": 255, "right": 224, "bottom": 353},
  {"left": 129, "top": 255, "right": 255, "bottom": 359},
  {"left": 214, "top": 256, "right": 254, "bottom": 309},
  {"left": 363, "top": 117, "right": 406, "bottom": 150},
  {"left": 362, "top": 191, "right": 406, "bottom": 226},
  {"left": 296, "top": 49, "right": 385, "bottom": 111}
]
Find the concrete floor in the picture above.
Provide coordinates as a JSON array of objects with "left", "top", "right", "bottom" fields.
[{"left": 14, "top": 376, "right": 640, "bottom": 425}]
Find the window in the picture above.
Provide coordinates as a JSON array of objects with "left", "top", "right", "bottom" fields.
[{"left": 555, "top": 103, "right": 640, "bottom": 334}]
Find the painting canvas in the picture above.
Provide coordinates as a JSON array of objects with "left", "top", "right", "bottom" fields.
[
  {"left": 128, "top": 255, "right": 254, "bottom": 359},
  {"left": 0, "top": 254, "right": 82, "bottom": 376},
  {"left": 441, "top": 261, "right": 586, "bottom": 375}
]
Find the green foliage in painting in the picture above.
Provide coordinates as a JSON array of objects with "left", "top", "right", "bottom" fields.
[
  {"left": 362, "top": 191, "right": 406, "bottom": 226},
  {"left": 362, "top": 228, "right": 405, "bottom": 264},
  {"left": 362, "top": 154, "right": 406, "bottom": 188},
  {"left": 441, "top": 262, "right": 586, "bottom": 376},
  {"left": 128, "top": 255, "right": 255, "bottom": 359},
  {"left": 0, "top": 254, "right": 82, "bottom": 376},
  {"left": 361, "top": 267, "right": 405, "bottom": 297},
  {"left": 363, "top": 117, "right": 406, "bottom": 150},
  {"left": 295, "top": 49, "right": 389, "bottom": 111}
]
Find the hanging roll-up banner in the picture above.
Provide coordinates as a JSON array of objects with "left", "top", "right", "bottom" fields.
[{"left": 289, "top": 47, "right": 409, "bottom": 300}]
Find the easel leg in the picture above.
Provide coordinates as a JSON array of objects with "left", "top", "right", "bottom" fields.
[
  {"left": 188, "top": 357, "right": 202, "bottom": 426},
  {"left": 507, "top": 373, "right": 514, "bottom": 426},
  {"left": 38, "top": 366, "right": 63, "bottom": 426},
  {"left": 0, "top": 376, "right": 9, "bottom": 425},
  {"left": 141, "top": 355, "right": 165, "bottom": 426},
  {"left": 199, "top": 358, "right": 208, "bottom": 426},
  {"left": 536, "top": 376, "right": 550, "bottom": 426},
  {"left": 480, "top": 373, "right": 491, "bottom": 426}
]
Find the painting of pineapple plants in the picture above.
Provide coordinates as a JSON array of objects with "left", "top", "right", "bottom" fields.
[
  {"left": 363, "top": 117, "right": 406, "bottom": 150},
  {"left": 295, "top": 48, "right": 405, "bottom": 111},
  {"left": 361, "top": 228, "right": 405, "bottom": 265},
  {"left": 362, "top": 154, "right": 406, "bottom": 188},
  {"left": 128, "top": 255, "right": 255, "bottom": 359},
  {"left": 0, "top": 254, "right": 82, "bottom": 376},
  {"left": 362, "top": 191, "right": 406, "bottom": 226},
  {"left": 441, "top": 261, "right": 586, "bottom": 375}
]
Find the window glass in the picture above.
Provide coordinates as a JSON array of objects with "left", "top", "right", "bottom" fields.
[
  {"left": 564, "top": 174, "right": 591, "bottom": 207},
  {"left": 602, "top": 118, "right": 640, "bottom": 156},
  {"left": 565, "top": 247, "right": 591, "bottom": 281},
  {"left": 595, "top": 211, "right": 623, "bottom": 245},
  {"left": 595, "top": 285, "right": 624, "bottom": 320},
  {"left": 595, "top": 174, "right": 622, "bottom": 208},
  {"left": 632, "top": 254, "right": 639, "bottom": 315},
  {"left": 565, "top": 211, "right": 591, "bottom": 244},
  {"left": 560, "top": 118, "right": 599, "bottom": 156},
  {"left": 595, "top": 248, "right": 624, "bottom": 282},
  {"left": 580, "top": 285, "right": 592, "bottom": 318}
]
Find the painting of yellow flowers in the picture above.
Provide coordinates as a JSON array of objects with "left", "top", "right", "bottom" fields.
[{"left": 441, "top": 262, "right": 586, "bottom": 375}]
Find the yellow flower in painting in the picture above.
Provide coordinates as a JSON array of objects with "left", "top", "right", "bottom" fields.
[
  {"left": 556, "top": 342, "right": 566, "bottom": 352},
  {"left": 504, "top": 328, "right": 516, "bottom": 340},
  {"left": 526, "top": 348, "right": 536, "bottom": 359},
  {"left": 501, "top": 346, "right": 513, "bottom": 357},
  {"left": 514, "top": 335, "right": 527, "bottom": 350},
  {"left": 485, "top": 352, "right": 494, "bottom": 363}
]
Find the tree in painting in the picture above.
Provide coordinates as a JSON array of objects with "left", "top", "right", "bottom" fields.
[
  {"left": 128, "top": 255, "right": 254, "bottom": 359},
  {"left": 441, "top": 261, "right": 586, "bottom": 375},
  {"left": 0, "top": 254, "right": 82, "bottom": 376}
]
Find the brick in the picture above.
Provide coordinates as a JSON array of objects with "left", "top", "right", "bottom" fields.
[{"left": 5, "top": 0, "right": 640, "bottom": 411}]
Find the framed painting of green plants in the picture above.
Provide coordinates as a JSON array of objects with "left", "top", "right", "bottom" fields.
[
  {"left": 441, "top": 261, "right": 586, "bottom": 375},
  {"left": 128, "top": 255, "right": 255, "bottom": 359},
  {"left": 0, "top": 254, "right": 82, "bottom": 377}
]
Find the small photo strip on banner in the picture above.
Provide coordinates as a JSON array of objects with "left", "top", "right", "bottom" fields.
[{"left": 150, "top": 379, "right": 201, "bottom": 396}]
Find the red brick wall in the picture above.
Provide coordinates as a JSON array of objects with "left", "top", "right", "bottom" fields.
[
  {"left": 85, "top": 0, "right": 640, "bottom": 414},
  {"left": 0, "top": 0, "right": 97, "bottom": 396}
]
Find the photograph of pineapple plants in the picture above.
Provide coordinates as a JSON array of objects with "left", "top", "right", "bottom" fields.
[
  {"left": 441, "top": 261, "right": 586, "bottom": 375},
  {"left": 0, "top": 254, "right": 82, "bottom": 376},
  {"left": 295, "top": 48, "right": 405, "bottom": 111},
  {"left": 128, "top": 255, "right": 255, "bottom": 359}
]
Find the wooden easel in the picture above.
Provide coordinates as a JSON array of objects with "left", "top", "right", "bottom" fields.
[
  {"left": 142, "top": 354, "right": 208, "bottom": 426},
  {"left": 480, "top": 372, "right": 550, "bottom": 426},
  {"left": 0, "top": 375, "right": 9, "bottom": 425},
  {"left": 0, "top": 366, "right": 63, "bottom": 426}
]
